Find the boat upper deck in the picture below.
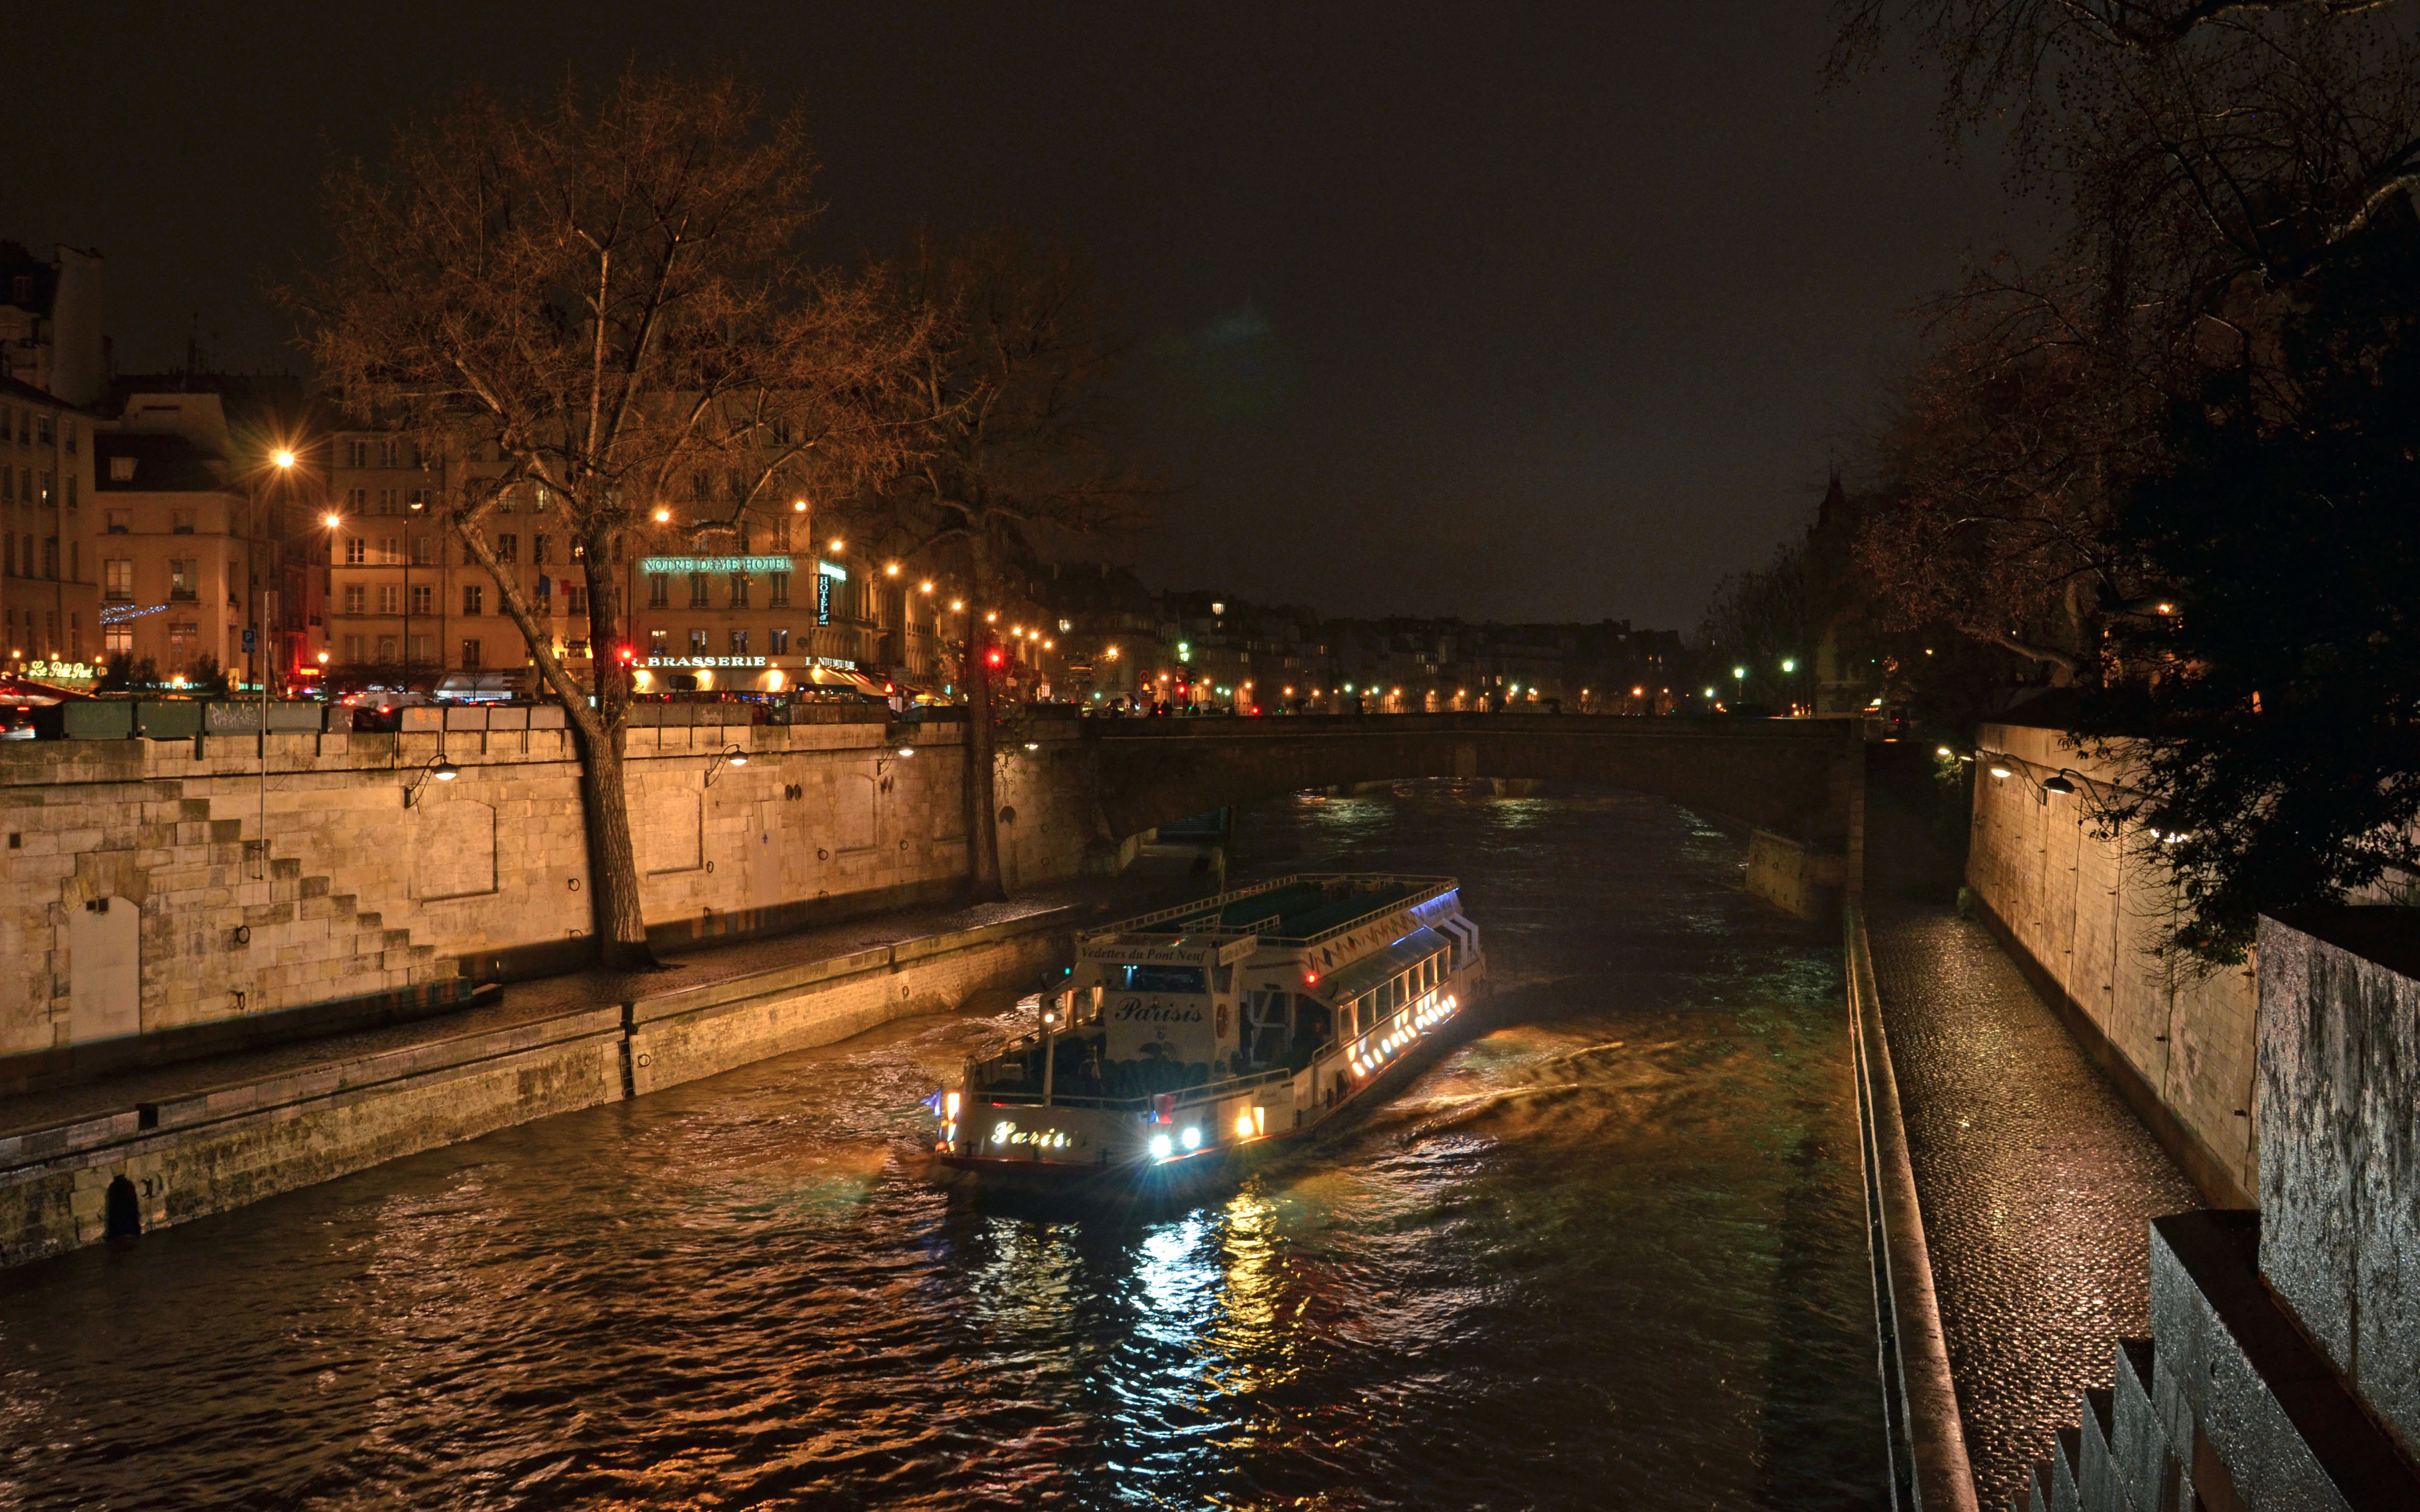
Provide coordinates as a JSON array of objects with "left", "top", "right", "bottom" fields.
[{"left": 1086, "top": 874, "right": 1459, "bottom": 952}]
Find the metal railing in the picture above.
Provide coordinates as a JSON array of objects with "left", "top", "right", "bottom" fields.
[
  {"left": 1092, "top": 872, "right": 1458, "bottom": 946},
  {"left": 1847, "top": 898, "right": 1979, "bottom": 1512}
]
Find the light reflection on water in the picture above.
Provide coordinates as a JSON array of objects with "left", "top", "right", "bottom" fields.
[{"left": 0, "top": 782, "right": 1882, "bottom": 1510}]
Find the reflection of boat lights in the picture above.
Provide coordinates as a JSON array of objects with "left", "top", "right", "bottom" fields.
[
  {"left": 1181, "top": 1126, "right": 1203, "bottom": 1151},
  {"left": 1150, "top": 1134, "right": 1174, "bottom": 1160}
]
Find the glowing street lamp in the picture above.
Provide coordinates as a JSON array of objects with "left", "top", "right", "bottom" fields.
[{"left": 272, "top": 448, "right": 298, "bottom": 469}]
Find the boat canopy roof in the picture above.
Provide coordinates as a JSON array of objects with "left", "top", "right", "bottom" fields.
[
  {"left": 1137, "top": 877, "right": 1441, "bottom": 941},
  {"left": 1313, "top": 926, "right": 1451, "bottom": 1004}
]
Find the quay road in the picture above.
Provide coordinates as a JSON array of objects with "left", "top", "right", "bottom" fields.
[{"left": 1862, "top": 771, "right": 2203, "bottom": 1508}]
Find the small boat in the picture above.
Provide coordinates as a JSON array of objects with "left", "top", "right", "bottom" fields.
[{"left": 929, "top": 873, "right": 1489, "bottom": 1198}]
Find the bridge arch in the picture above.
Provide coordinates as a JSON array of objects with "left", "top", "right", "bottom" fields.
[{"left": 1081, "top": 714, "right": 1862, "bottom": 858}]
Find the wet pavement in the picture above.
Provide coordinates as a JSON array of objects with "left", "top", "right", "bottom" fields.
[{"left": 1863, "top": 771, "right": 2202, "bottom": 1508}]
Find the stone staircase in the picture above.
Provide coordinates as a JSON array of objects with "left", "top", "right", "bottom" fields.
[
  {"left": 2012, "top": 1341, "right": 2176, "bottom": 1512},
  {"left": 140, "top": 798, "right": 458, "bottom": 1028}
]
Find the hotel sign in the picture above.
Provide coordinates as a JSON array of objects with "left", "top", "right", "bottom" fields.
[{"left": 638, "top": 556, "right": 797, "bottom": 575}]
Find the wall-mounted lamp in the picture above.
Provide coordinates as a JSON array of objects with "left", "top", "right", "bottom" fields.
[
  {"left": 2040, "top": 774, "right": 2078, "bottom": 796},
  {"left": 404, "top": 756, "right": 460, "bottom": 807},
  {"left": 704, "top": 743, "right": 748, "bottom": 787}
]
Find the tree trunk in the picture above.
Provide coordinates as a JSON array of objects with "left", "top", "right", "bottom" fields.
[
  {"left": 573, "top": 721, "right": 655, "bottom": 969},
  {"left": 962, "top": 533, "right": 1007, "bottom": 902},
  {"left": 577, "top": 538, "right": 657, "bottom": 969}
]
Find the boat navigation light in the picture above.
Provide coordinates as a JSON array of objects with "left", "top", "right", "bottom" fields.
[
  {"left": 1150, "top": 1134, "right": 1174, "bottom": 1160},
  {"left": 1181, "top": 1126, "right": 1203, "bottom": 1151}
]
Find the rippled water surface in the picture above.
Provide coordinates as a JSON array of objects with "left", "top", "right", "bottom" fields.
[{"left": 0, "top": 783, "right": 1883, "bottom": 1510}]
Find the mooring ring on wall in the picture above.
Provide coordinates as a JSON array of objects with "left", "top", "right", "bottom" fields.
[
  {"left": 704, "top": 860, "right": 714, "bottom": 874},
  {"left": 817, "top": 847, "right": 829, "bottom": 861},
  {"left": 232, "top": 924, "right": 251, "bottom": 946},
  {"left": 568, "top": 877, "right": 580, "bottom": 891},
  {"left": 900, "top": 839, "right": 909, "bottom": 851}
]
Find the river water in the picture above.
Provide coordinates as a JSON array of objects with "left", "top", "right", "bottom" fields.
[{"left": 0, "top": 782, "right": 1883, "bottom": 1510}]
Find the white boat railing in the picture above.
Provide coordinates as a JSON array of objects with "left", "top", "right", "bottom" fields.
[{"left": 1089, "top": 873, "right": 1459, "bottom": 946}]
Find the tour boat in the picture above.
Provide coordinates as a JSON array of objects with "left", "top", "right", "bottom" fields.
[{"left": 928, "top": 874, "right": 1488, "bottom": 1198}]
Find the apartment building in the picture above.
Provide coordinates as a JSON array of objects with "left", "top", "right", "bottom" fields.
[
  {"left": 322, "top": 426, "right": 450, "bottom": 676},
  {"left": 91, "top": 420, "right": 263, "bottom": 680},
  {"left": 623, "top": 509, "right": 902, "bottom": 695},
  {"left": 0, "top": 241, "right": 106, "bottom": 407},
  {"left": 318, "top": 430, "right": 967, "bottom": 695},
  {"left": 0, "top": 378, "right": 99, "bottom": 679}
]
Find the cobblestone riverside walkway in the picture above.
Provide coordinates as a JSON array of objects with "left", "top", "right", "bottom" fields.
[{"left": 1865, "top": 779, "right": 2203, "bottom": 1508}]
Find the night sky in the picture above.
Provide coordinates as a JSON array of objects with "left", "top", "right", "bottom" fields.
[{"left": 13, "top": 3, "right": 2020, "bottom": 630}]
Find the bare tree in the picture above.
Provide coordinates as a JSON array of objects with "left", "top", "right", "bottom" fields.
[
  {"left": 297, "top": 69, "right": 907, "bottom": 969},
  {"left": 1700, "top": 541, "right": 1813, "bottom": 704},
  {"left": 869, "top": 229, "right": 1150, "bottom": 901},
  {"left": 1852, "top": 275, "right": 2171, "bottom": 677},
  {"left": 1837, "top": 2, "right": 2420, "bottom": 672}
]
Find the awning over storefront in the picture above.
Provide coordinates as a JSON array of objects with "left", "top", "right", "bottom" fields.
[
  {"left": 0, "top": 677, "right": 85, "bottom": 706},
  {"left": 802, "top": 666, "right": 885, "bottom": 694}
]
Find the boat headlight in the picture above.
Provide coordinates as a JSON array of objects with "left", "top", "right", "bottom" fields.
[
  {"left": 1181, "top": 1126, "right": 1202, "bottom": 1151},
  {"left": 1150, "top": 1134, "right": 1173, "bottom": 1160},
  {"left": 1236, "top": 1113, "right": 1256, "bottom": 1139}
]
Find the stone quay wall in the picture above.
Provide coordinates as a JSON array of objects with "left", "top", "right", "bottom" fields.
[
  {"left": 1964, "top": 722, "right": 2259, "bottom": 1207},
  {"left": 0, "top": 715, "right": 1101, "bottom": 1091},
  {"left": 0, "top": 907, "right": 1077, "bottom": 1266},
  {"left": 2009, "top": 908, "right": 2420, "bottom": 1510}
]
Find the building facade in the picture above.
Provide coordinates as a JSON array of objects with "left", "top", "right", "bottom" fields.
[{"left": 0, "top": 378, "right": 99, "bottom": 682}]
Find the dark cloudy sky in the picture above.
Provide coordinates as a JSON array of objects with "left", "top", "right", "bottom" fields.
[{"left": 11, "top": 2, "right": 2024, "bottom": 630}]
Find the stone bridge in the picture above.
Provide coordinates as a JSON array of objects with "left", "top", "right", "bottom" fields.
[{"left": 1075, "top": 713, "right": 1866, "bottom": 864}]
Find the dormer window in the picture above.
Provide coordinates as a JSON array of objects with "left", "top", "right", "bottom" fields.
[{"left": 109, "top": 456, "right": 135, "bottom": 482}]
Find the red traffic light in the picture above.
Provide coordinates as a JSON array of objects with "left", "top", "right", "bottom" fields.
[
  {"left": 618, "top": 646, "right": 635, "bottom": 662},
  {"left": 986, "top": 649, "right": 1004, "bottom": 666}
]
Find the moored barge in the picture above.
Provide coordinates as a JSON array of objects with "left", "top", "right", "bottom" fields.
[{"left": 930, "top": 874, "right": 1488, "bottom": 1196}]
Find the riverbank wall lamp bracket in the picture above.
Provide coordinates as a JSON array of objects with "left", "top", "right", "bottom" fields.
[
  {"left": 404, "top": 756, "right": 460, "bottom": 808},
  {"left": 704, "top": 743, "right": 748, "bottom": 788}
]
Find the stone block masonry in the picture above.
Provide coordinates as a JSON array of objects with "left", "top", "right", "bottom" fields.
[
  {"left": 0, "top": 905, "right": 1083, "bottom": 1266},
  {"left": 0, "top": 719, "right": 1102, "bottom": 1091},
  {"left": 1965, "top": 722, "right": 2259, "bottom": 1206}
]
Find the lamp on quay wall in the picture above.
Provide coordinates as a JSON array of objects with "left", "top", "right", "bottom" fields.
[
  {"left": 404, "top": 756, "right": 460, "bottom": 808},
  {"left": 704, "top": 743, "right": 749, "bottom": 787}
]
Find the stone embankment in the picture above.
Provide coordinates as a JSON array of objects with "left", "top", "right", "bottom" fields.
[
  {"left": 0, "top": 706, "right": 1104, "bottom": 1094},
  {"left": 0, "top": 892, "right": 1092, "bottom": 1266}
]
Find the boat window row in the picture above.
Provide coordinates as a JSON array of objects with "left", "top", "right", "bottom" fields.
[{"left": 1340, "top": 949, "right": 1449, "bottom": 1040}]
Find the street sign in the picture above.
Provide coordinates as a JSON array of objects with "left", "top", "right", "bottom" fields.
[{"left": 241, "top": 628, "right": 257, "bottom": 653}]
